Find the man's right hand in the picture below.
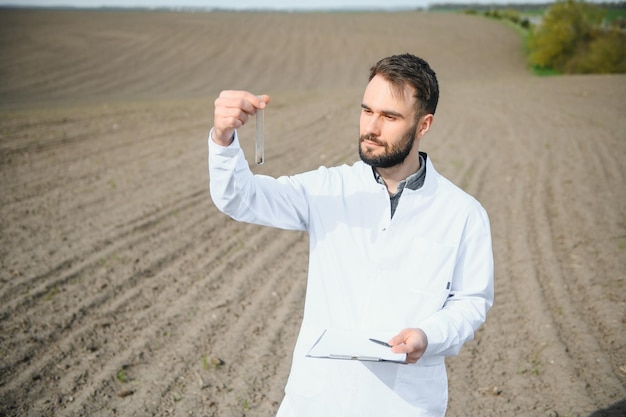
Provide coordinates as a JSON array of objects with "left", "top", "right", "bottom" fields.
[{"left": 212, "top": 90, "right": 270, "bottom": 146}]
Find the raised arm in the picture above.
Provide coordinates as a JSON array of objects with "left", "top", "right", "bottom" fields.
[{"left": 208, "top": 90, "right": 311, "bottom": 232}]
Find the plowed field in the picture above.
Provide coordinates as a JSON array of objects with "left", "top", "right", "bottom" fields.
[{"left": 1, "top": 9, "right": 625, "bottom": 417}]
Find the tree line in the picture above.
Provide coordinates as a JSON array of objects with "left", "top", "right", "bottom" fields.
[{"left": 451, "top": 1, "right": 626, "bottom": 74}]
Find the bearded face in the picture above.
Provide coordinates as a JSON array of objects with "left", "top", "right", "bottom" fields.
[{"left": 359, "top": 122, "right": 417, "bottom": 168}]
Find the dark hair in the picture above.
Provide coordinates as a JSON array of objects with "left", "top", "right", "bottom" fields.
[{"left": 369, "top": 53, "right": 439, "bottom": 118}]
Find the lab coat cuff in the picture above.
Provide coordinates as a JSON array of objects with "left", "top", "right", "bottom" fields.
[
  {"left": 419, "top": 321, "right": 447, "bottom": 357},
  {"left": 208, "top": 128, "right": 241, "bottom": 154}
]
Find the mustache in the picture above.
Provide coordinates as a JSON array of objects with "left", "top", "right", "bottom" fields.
[{"left": 360, "top": 134, "right": 384, "bottom": 146}]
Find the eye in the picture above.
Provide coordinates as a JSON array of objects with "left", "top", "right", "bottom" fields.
[{"left": 362, "top": 108, "right": 373, "bottom": 115}]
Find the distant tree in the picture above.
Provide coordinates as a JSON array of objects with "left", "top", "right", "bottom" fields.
[
  {"left": 529, "top": 0, "right": 602, "bottom": 69},
  {"left": 570, "top": 28, "right": 626, "bottom": 73},
  {"left": 528, "top": 0, "right": 605, "bottom": 71}
]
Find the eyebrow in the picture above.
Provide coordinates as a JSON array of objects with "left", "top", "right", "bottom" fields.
[{"left": 361, "top": 103, "right": 405, "bottom": 119}]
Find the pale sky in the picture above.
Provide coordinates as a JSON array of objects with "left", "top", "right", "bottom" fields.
[{"left": 0, "top": 0, "right": 561, "bottom": 10}]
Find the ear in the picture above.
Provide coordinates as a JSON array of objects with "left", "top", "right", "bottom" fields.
[{"left": 417, "top": 114, "right": 434, "bottom": 137}]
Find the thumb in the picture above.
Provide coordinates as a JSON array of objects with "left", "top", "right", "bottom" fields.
[{"left": 256, "top": 94, "right": 270, "bottom": 109}]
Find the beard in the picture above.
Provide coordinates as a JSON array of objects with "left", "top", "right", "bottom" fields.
[{"left": 359, "top": 124, "right": 417, "bottom": 168}]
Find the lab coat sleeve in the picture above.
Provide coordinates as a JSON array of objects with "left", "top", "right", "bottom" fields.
[
  {"left": 418, "top": 204, "right": 494, "bottom": 357},
  {"left": 208, "top": 129, "right": 309, "bottom": 231}
]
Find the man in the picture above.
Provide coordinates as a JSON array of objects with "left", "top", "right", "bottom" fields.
[{"left": 208, "top": 53, "right": 494, "bottom": 417}]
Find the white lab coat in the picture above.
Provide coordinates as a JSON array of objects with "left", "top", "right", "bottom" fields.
[{"left": 208, "top": 132, "right": 494, "bottom": 417}]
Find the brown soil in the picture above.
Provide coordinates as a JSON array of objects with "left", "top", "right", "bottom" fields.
[{"left": 0, "top": 9, "right": 625, "bottom": 417}]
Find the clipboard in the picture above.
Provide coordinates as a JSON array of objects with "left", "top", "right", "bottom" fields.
[{"left": 306, "top": 329, "right": 406, "bottom": 363}]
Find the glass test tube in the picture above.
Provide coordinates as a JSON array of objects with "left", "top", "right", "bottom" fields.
[{"left": 255, "top": 101, "right": 264, "bottom": 165}]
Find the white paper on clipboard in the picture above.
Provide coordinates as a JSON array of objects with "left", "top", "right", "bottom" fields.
[{"left": 306, "top": 329, "right": 406, "bottom": 363}]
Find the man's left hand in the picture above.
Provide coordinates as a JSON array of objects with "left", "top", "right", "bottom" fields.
[{"left": 388, "top": 328, "right": 428, "bottom": 364}]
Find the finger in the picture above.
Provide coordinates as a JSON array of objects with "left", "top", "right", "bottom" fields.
[
  {"left": 215, "top": 106, "right": 250, "bottom": 127},
  {"left": 391, "top": 343, "right": 422, "bottom": 364},
  {"left": 405, "top": 352, "right": 421, "bottom": 364},
  {"left": 391, "top": 343, "right": 412, "bottom": 354},
  {"left": 212, "top": 115, "right": 245, "bottom": 143},
  {"left": 387, "top": 329, "right": 410, "bottom": 347},
  {"left": 226, "top": 91, "right": 269, "bottom": 110},
  {"left": 218, "top": 91, "right": 269, "bottom": 114},
  {"left": 215, "top": 96, "right": 255, "bottom": 118},
  {"left": 257, "top": 94, "right": 270, "bottom": 109},
  {"left": 212, "top": 106, "right": 249, "bottom": 144}
]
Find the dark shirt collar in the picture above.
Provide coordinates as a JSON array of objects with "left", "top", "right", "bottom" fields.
[
  {"left": 373, "top": 152, "right": 428, "bottom": 218},
  {"left": 373, "top": 152, "right": 428, "bottom": 194}
]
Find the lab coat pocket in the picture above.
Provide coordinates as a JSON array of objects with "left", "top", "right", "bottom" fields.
[{"left": 395, "top": 361, "right": 448, "bottom": 415}]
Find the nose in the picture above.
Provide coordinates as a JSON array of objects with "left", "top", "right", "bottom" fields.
[{"left": 362, "top": 113, "right": 381, "bottom": 137}]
